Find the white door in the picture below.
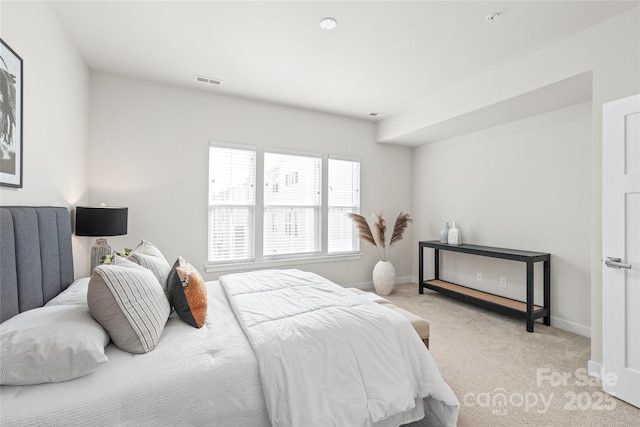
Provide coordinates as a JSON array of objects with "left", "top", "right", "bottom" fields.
[{"left": 602, "top": 93, "right": 640, "bottom": 408}]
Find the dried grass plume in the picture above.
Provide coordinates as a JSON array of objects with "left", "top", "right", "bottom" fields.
[
  {"left": 390, "top": 212, "right": 412, "bottom": 247},
  {"left": 373, "top": 211, "right": 386, "bottom": 249},
  {"left": 347, "top": 211, "right": 412, "bottom": 261},
  {"left": 346, "top": 213, "right": 376, "bottom": 247}
]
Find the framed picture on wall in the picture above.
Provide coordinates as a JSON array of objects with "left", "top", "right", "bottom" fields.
[{"left": 0, "top": 38, "right": 23, "bottom": 188}]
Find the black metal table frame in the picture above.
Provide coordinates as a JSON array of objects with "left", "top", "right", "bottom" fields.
[{"left": 418, "top": 241, "right": 551, "bottom": 332}]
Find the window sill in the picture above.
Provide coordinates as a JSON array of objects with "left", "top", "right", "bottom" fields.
[{"left": 204, "top": 254, "right": 362, "bottom": 274}]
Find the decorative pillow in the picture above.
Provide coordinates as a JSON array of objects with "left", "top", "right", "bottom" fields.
[
  {"left": 111, "top": 254, "right": 142, "bottom": 268},
  {"left": 127, "top": 240, "right": 171, "bottom": 298},
  {"left": 88, "top": 263, "right": 170, "bottom": 353},
  {"left": 0, "top": 305, "right": 109, "bottom": 385},
  {"left": 167, "top": 257, "right": 208, "bottom": 328}
]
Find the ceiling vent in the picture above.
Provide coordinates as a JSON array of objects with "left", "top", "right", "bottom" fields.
[{"left": 195, "top": 75, "right": 222, "bottom": 86}]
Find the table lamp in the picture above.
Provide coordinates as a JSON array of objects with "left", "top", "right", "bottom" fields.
[{"left": 75, "top": 205, "right": 128, "bottom": 271}]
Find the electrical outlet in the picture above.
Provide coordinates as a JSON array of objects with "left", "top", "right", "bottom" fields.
[
  {"left": 500, "top": 277, "right": 508, "bottom": 288},
  {"left": 476, "top": 272, "right": 483, "bottom": 282}
]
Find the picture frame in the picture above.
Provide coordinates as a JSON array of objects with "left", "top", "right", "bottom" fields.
[{"left": 0, "top": 38, "right": 23, "bottom": 188}]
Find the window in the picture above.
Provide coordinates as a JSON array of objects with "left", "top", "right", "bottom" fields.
[
  {"left": 208, "top": 143, "right": 256, "bottom": 262},
  {"left": 207, "top": 143, "right": 361, "bottom": 267},
  {"left": 328, "top": 156, "right": 361, "bottom": 254},
  {"left": 263, "top": 150, "right": 321, "bottom": 257}
]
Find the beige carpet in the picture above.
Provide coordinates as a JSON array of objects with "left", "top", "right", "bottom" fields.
[{"left": 383, "top": 283, "right": 640, "bottom": 427}]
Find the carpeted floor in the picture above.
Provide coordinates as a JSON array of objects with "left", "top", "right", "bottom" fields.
[{"left": 383, "top": 283, "right": 640, "bottom": 427}]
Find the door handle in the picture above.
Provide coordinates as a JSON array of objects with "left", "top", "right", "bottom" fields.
[{"left": 605, "top": 257, "right": 632, "bottom": 269}]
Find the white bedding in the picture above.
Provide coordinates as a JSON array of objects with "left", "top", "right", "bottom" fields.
[
  {"left": 0, "top": 279, "right": 270, "bottom": 427},
  {"left": 1, "top": 272, "right": 459, "bottom": 427},
  {"left": 220, "top": 269, "right": 459, "bottom": 427}
]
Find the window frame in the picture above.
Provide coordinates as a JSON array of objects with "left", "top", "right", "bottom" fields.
[
  {"left": 263, "top": 148, "right": 322, "bottom": 259},
  {"left": 207, "top": 141, "right": 257, "bottom": 264},
  {"left": 206, "top": 144, "right": 362, "bottom": 273},
  {"left": 327, "top": 154, "right": 361, "bottom": 256}
]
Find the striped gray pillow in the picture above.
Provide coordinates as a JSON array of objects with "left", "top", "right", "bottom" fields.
[
  {"left": 88, "top": 263, "right": 170, "bottom": 354},
  {"left": 127, "top": 240, "right": 171, "bottom": 298}
]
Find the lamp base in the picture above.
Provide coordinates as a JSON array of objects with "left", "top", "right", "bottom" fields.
[{"left": 90, "top": 238, "right": 111, "bottom": 271}]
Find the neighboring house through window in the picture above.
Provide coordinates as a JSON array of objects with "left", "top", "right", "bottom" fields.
[
  {"left": 208, "top": 142, "right": 256, "bottom": 263},
  {"left": 263, "top": 150, "right": 321, "bottom": 258}
]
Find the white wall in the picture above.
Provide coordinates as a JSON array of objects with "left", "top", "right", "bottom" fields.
[
  {"left": 0, "top": 1, "right": 90, "bottom": 276},
  {"left": 413, "top": 102, "right": 592, "bottom": 335},
  {"left": 88, "top": 71, "right": 414, "bottom": 285},
  {"left": 408, "top": 7, "right": 639, "bottom": 356}
]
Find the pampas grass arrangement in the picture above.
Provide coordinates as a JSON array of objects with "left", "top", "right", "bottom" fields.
[{"left": 347, "top": 211, "right": 412, "bottom": 261}]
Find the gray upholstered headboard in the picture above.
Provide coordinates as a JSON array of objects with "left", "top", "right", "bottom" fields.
[{"left": 0, "top": 206, "right": 74, "bottom": 322}]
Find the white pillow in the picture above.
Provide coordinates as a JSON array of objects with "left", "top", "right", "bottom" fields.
[
  {"left": 0, "top": 305, "right": 109, "bottom": 385},
  {"left": 45, "top": 277, "right": 90, "bottom": 306}
]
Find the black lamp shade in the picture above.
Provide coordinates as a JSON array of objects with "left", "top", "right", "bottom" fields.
[{"left": 75, "top": 206, "right": 128, "bottom": 237}]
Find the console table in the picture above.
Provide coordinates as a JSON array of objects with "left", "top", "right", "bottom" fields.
[{"left": 418, "top": 240, "right": 550, "bottom": 332}]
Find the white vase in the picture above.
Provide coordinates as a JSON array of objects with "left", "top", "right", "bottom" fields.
[
  {"left": 448, "top": 222, "right": 461, "bottom": 245},
  {"left": 373, "top": 260, "right": 396, "bottom": 296},
  {"left": 440, "top": 222, "right": 450, "bottom": 243}
]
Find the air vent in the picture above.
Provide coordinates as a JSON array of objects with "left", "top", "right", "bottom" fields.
[{"left": 195, "top": 75, "right": 222, "bottom": 86}]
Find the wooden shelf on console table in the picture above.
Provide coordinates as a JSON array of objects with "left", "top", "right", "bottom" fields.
[
  {"left": 423, "top": 279, "right": 544, "bottom": 315},
  {"left": 418, "top": 241, "right": 551, "bottom": 332}
]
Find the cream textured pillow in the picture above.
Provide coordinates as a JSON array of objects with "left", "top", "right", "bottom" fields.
[
  {"left": 127, "top": 240, "right": 171, "bottom": 297},
  {"left": 0, "top": 305, "right": 109, "bottom": 385},
  {"left": 88, "top": 263, "right": 170, "bottom": 354}
]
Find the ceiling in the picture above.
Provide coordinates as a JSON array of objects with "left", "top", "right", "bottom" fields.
[{"left": 49, "top": 1, "right": 637, "bottom": 128}]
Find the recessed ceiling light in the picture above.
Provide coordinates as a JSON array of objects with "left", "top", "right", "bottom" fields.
[
  {"left": 320, "top": 17, "right": 337, "bottom": 30},
  {"left": 485, "top": 13, "right": 500, "bottom": 22}
]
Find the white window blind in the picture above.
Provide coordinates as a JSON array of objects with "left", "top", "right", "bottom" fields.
[
  {"left": 328, "top": 156, "right": 361, "bottom": 254},
  {"left": 208, "top": 142, "right": 256, "bottom": 262},
  {"left": 263, "top": 150, "right": 321, "bottom": 257}
]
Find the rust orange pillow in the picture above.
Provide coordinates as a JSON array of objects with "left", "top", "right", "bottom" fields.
[{"left": 166, "top": 257, "right": 208, "bottom": 328}]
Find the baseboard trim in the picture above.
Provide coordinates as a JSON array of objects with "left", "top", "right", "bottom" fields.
[
  {"left": 346, "top": 276, "right": 414, "bottom": 292},
  {"left": 396, "top": 275, "right": 413, "bottom": 286},
  {"left": 550, "top": 316, "right": 591, "bottom": 338},
  {"left": 588, "top": 360, "right": 602, "bottom": 378}
]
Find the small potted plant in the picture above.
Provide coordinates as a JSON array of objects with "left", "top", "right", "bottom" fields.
[{"left": 100, "top": 248, "right": 132, "bottom": 265}]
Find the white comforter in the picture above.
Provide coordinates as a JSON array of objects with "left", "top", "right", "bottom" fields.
[
  {"left": 0, "top": 278, "right": 271, "bottom": 427},
  {"left": 220, "top": 269, "right": 459, "bottom": 427}
]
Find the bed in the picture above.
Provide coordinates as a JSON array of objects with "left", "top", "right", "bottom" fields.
[{"left": 0, "top": 206, "right": 459, "bottom": 426}]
